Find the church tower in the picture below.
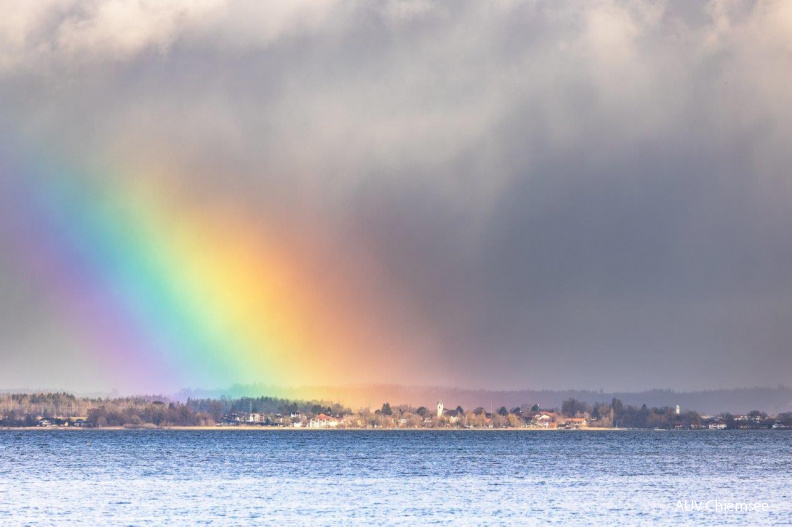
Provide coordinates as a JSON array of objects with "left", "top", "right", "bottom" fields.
[{"left": 437, "top": 400, "right": 443, "bottom": 418}]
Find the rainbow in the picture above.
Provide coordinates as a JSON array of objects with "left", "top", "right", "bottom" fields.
[{"left": 0, "top": 151, "right": 349, "bottom": 392}]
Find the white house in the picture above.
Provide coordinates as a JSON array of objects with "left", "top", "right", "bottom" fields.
[
  {"left": 309, "top": 413, "right": 339, "bottom": 428},
  {"left": 532, "top": 414, "right": 553, "bottom": 428}
]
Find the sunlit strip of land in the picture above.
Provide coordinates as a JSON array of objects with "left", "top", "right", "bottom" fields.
[{"left": 1, "top": 393, "right": 789, "bottom": 431}]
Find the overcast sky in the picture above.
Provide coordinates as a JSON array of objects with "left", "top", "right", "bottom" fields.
[{"left": 1, "top": 0, "right": 791, "bottom": 393}]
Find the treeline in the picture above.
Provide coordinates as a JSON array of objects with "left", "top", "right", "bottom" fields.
[
  {"left": 559, "top": 397, "right": 702, "bottom": 428},
  {"left": 0, "top": 393, "right": 213, "bottom": 427},
  {"left": 0, "top": 392, "right": 96, "bottom": 427},
  {"left": 186, "top": 396, "right": 349, "bottom": 422},
  {"left": 0, "top": 393, "right": 87, "bottom": 419},
  {"left": 86, "top": 402, "right": 213, "bottom": 427},
  {"left": 0, "top": 393, "right": 348, "bottom": 428},
  {"left": 561, "top": 397, "right": 792, "bottom": 429},
  {"left": 2, "top": 392, "right": 792, "bottom": 429}
]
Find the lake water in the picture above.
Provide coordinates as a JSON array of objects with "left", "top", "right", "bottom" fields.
[{"left": 0, "top": 430, "right": 790, "bottom": 525}]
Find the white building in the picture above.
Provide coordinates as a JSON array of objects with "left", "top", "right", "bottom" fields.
[
  {"left": 309, "top": 414, "right": 339, "bottom": 428},
  {"left": 437, "top": 400, "right": 443, "bottom": 418},
  {"left": 532, "top": 414, "right": 553, "bottom": 428}
]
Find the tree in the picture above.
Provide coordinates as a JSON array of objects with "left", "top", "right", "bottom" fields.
[
  {"left": 611, "top": 398, "right": 624, "bottom": 426},
  {"left": 561, "top": 398, "right": 588, "bottom": 417},
  {"left": 405, "top": 413, "right": 423, "bottom": 428},
  {"left": 456, "top": 406, "right": 464, "bottom": 415},
  {"left": 531, "top": 404, "right": 540, "bottom": 412},
  {"left": 381, "top": 403, "right": 393, "bottom": 416},
  {"left": 492, "top": 413, "right": 507, "bottom": 427},
  {"left": 591, "top": 402, "right": 611, "bottom": 420},
  {"left": 416, "top": 407, "right": 427, "bottom": 417},
  {"left": 776, "top": 412, "right": 792, "bottom": 426},
  {"left": 637, "top": 404, "right": 650, "bottom": 428},
  {"left": 497, "top": 406, "right": 508, "bottom": 416},
  {"left": 720, "top": 413, "right": 737, "bottom": 429},
  {"left": 646, "top": 412, "right": 667, "bottom": 429}
]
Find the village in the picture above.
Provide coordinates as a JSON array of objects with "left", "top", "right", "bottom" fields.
[
  {"left": 213, "top": 399, "right": 792, "bottom": 431},
  {"left": 7, "top": 393, "right": 790, "bottom": 431}
]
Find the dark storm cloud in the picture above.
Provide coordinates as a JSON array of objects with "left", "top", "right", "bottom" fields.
[{"left": 1, "top": 0, "right": 791, "bottom": 391}]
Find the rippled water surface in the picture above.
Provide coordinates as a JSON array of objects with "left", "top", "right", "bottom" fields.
[{"left": 0, "top": 430, "right": 790, "bottom": 525}]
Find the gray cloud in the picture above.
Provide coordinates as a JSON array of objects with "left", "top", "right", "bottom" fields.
[{"left": 1, "top": 0, "right": 791, "bottom": 392}]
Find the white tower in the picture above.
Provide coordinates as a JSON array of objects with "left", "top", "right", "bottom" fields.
[
  {"left": 437, "top": 400, "right": 444, "bottom": 418},
  {"left": 675, "top": 405, "right": 680, "bottom": 416}
]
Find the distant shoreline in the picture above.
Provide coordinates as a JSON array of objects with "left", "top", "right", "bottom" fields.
[
  {"left": 0, "top": 426, "right": 769, "bottom": 432},
  {"left": 6, "top": 392, "right": 788, "bottom": 431}
]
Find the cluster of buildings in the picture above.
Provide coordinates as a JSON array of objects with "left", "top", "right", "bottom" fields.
[
  {"left": 36, "top": 417, "right": 88, "bottom": 427},
  {"left": 218, "top": 411, "right": 341, "bottom": 428},
  {"left": 14, "top": 401, "right": 791, "bottom": 431},
  {"left": 430, "top": 401, "right": 589, "bottom": 429},
  {"left": 700, "top": 414, "right": 788, "bottom": 430},
  {"left": 514, "top": 412, "right": 587, "bottom": 429}
]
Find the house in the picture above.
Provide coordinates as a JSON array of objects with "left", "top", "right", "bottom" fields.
[
  {"left": 708, "top": 422, "right": 726, "bottom": 430},
  {"left": 531, "top": 413, "right": 554, "bottom": 428},
  {"left": 566, "top": 417, "right": 587, "bottom": 429},
  {"left": 219, "top": 413, "right": 242, "bottom": 426},
  {"left": 309, "top": 413, "right": 339, "bottom": 428}
]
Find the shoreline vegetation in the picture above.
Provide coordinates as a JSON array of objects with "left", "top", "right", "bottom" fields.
[
  {"left": 2, "top": 393, "right": 790, "bottom": 431},
  {"left": 0, "top": 426, "right": 717, "bottom": 431}
]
